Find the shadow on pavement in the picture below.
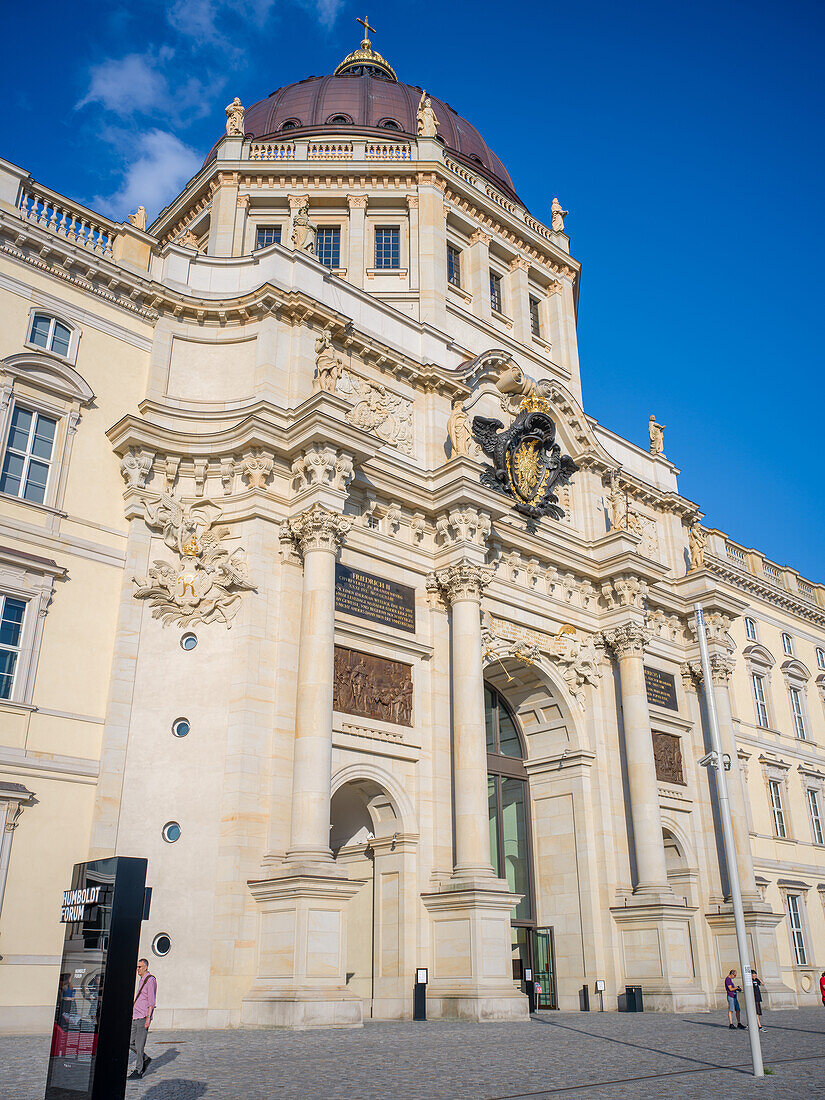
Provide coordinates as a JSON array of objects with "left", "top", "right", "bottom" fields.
[
  {"left": 529, "top": 1015, "right": 750, "bottom": 1076},
  {"left": 143, "top": 1080, "right": 207, "bottom": 1099},
  {"left": 144, "top": 1048, "right": 181, "bottom": 1073}
]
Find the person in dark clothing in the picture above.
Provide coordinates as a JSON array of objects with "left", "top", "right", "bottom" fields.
[{"left": 751, "top": 968, "right": 764, "bottom": 1030}]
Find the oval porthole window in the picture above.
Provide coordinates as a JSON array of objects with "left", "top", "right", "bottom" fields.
[
  {"left": 180, "top": 633, "right": 197, "bottom": 651},
  {"left": 152, "top": 933, "right": 171, "bottom": 957},
  {"left": 162, "top": 821, "right": 182, "bottom": 844},
  {"left": 172, "top": 717, "right": 190, "bottom": 738}
]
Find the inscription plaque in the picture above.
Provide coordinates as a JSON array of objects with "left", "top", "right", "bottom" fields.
[
  {"left": 653, "top": 731, "right": 685, "bottom": 786},
  {"left": 333, "top": 645, "right": 413, "bottom": 726},
  {"left": 644, "top": 666, "right": 678, "bottom": 711},
  {"left": 335, "top": 564, "right": 415, "bottom": 633}
]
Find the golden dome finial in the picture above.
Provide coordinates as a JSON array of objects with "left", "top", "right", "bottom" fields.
[{"left": 334, "top": 15, "right": 397, "bottom": 81}]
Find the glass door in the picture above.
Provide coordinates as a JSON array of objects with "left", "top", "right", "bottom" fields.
[{"left": 530, "top": 927, "right": 557, "bottom": 1009}]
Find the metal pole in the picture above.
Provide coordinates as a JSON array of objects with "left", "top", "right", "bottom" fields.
[{"left": 695, "top": 606, "right": 763, "bottom": 1077}]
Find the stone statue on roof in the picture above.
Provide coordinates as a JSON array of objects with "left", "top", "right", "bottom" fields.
[
  {"left": 648, "top": 414, "right": 665, "bottom": 455},
  {"left": 225, "top": 97, "right": 245, "bottom": 137},
  {"left": 129, "top": 206, "right": 146, "bottom": 231},
  {"left": 551, "top": 198, "right": 568, "bottom": 233},
  {"left": 417, "top": 91, "right": 439, "bottom": 138}
]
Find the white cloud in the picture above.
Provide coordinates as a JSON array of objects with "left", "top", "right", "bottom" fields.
[
  {"left": 77, "top": 51, "right": 171, "bottom": 116},
  {"left": 304, "top": 0, "right": 343, "bottom": 29},
  {"left": 94, "top": 130, "right": 202, "bottom": 222}
]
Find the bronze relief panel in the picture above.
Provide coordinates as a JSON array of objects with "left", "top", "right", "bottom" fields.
[
  {"left": 652, "top": 731, "right": 684, "bottom": 786},
  {"left": 333, "top": 645, "right": 413, "bottom": 727}
]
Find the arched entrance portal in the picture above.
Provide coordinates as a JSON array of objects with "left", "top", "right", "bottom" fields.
[
  {"left": 485, "top": 682, "right": 557, "bottom": 1008},
  {"left": 330, "top": 774, "right": 415, "bottom": 1020}
]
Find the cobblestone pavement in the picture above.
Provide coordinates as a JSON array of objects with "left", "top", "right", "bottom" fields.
[{"left": 4, "top": 1009, "right": 825, "bottom": 1100}]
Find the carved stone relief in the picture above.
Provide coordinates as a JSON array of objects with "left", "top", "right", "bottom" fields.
[
  {"left": 336, "top": 370, "right": 414, "bottom": 454},
  {"left": 132, "top": 492, "right": 255, "bottom": 628},
  {"left": 653, "top": 732, "right": 684, "bottom": 786},
  {"left": 333, "top": 645, "right": 413, "bottom": 727}
]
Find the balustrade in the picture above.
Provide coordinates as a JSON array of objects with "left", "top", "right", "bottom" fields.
[
  {"left": 365, "top": 142, "right": 411, "bottom": 160},
  {"left": 17, "top": 186, "right": 115, "bottom": 257},
  {"left": 249, "top": 142, "right": 295, "bottom": 161}
]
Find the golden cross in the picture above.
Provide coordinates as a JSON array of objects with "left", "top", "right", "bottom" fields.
[{"left": 356, "top": 14, "right": 376, "bottom": 43}]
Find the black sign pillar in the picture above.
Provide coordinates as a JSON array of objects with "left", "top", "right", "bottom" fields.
[{"left": 45, "top": 856, "right": 147, "bottom": 1100}]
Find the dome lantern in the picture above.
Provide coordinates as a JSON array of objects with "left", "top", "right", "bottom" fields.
[{"left": 334, "top": 15, "right": 397, "bottom": 81}]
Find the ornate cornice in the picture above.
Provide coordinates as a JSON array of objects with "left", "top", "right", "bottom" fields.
[
  {"left": 286, "top": 503, "right": 350, "bottom": 556},
  {"left": 603, "top": 621, "right": 649, "bottom": 659},
  {"left": 707, "top": 556, "right": 825, "bottom": 628},
  {"left": 432, "top": 561, "right": 493, "bottom": 604}
]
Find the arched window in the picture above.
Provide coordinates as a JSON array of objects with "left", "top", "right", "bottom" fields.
[
  {"left": 486, "top": 684, "right": 531, "bottom": 920},
  {"left": 378, "top": 118, "right": 401, "bottom": 131},
  {"left": 27, "top": 313, "right": 73, "bottom": 359},
  {"left": 327, "top": 113, "right": 352, "bottom": 125},
  {"left": 280, "top": 119, "right": 300, "bottom": 131}
]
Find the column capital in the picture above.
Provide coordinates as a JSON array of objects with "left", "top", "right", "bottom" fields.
[
  {"left": 603, "top": 621, "right": 649, "bottom": 659},
  {"left": 469, "top": 228, "right": 492, "bottom": 247},
  {"left": 432, "top": 561, "right": 493, "bottom": 605},
  {"left": 347, "top": 193, "right": 368, "bottom": 210},
  {"left": 709, "top": 653, "right": 736, "bottom": 686},
  {"left": 286, "top": 503, "right": 350, "bottom": 556},
  {"left": 509, "top": 255, "right": 530, "bottom": 273},
  {"left": 288, "top": 193, "right": 310, "bottom": 211},
  {"left": 405, "top": 194, "right": 419, "bottom": 210},
  {"left": 236, "top": 193, "right": 251, "bottom": 209},
  {"left": 679, "top": 662, "right": 701, "bottom": 693}
]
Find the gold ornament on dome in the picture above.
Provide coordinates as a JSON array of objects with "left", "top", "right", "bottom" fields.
[{"left": 333, "top": 15, "right": 398, "bottom": 81}]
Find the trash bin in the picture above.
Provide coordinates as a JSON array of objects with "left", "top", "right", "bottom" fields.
[{"left": 625, "top": 985, "right": 643, "bottom": 1012}]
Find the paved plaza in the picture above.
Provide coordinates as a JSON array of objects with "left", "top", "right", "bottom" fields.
[{"left": 4, "top": 1008, "right": 825, "bottom": 1099}]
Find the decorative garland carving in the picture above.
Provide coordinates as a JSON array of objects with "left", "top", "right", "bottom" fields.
[{"left": 133, "top": 493, "right": 255, "bottom": 628}]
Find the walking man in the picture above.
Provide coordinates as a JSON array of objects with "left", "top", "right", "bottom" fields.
[
  {"left": 725, "top": 969, "right": 746, "bottom": 1030},
  {"left": 128, "top": 958, "right": 156, "bottom": 1080}
]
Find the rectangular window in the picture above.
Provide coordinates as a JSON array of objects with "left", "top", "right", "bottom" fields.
[
  {"left": 808, "top": 789, "right": 824, "bottom": 846},
  {"left": 489, "top": 270, "right": 503, "bottom": 312},
  {"left": 374, "top": 227, "right": 400, "bottom": 269},
  {"left": 790, "top": 687, "right": 807, "bottom": 740},
  {"left": 255, "top": 226, "right": 281, "bottom": 249},
  {"left": 529, "top": 296, "right": 541, "bottom": 337},
  {"left": 0, "top": 594, "right": 26, "bottom": 700},
  {"left": 787, "top": 894, "right": 807, "bottom": 965},
  {"left": 316, "top": 227, "right": 341, "bottom": 269},
  {"left": 769, "top": 779, "right": 787, "bottom": 838},
  {"left": 816, "top": 647, "right": 825, "bottom": 670},
  {"left": 745, "top": 617, "right": 757, "bottom": 641},
  {"left": 0, "top": 405, "right": 57, "bottom": 505},
  {"left": 782, "top": 632, "right": 794, "bottom": 656},
  {"left": 752, "top": 673, "right": 769, "bottom": 728},
  {"left": 447, "top": 244, "right": 461, "bottom": 288}
]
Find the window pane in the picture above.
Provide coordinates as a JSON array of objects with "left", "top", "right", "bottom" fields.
[
  {"left": 488, "top": 776, "right": 500, "bottom": 873},
  {"left": 530, "top": 297, "right": 540, "bottom": 337},
  {"left": 0, "top": 451, "right": 24, "bottom": 496},
  {"left": 317, "top": 227, "right": 340, "bottom": 268},
  {"left": 31, "top": 414, "right": 56, "bottom": 459},
  {"left": 7, "top": 406, "right": 33, "bottom": 453},
  {"left": 23, "top": 460, "right": 49, "bottom": 503},
  {"left": 374, "top": 227, "right": 399, "bottom": 269},
  {"left": 255, "top": 226, "right": 281, "bottom": 248},
  {"left": 30, "top": 314, "right": 51, "bottom": 348},
  {"left": 490, "top": 271, "right": 502, "bottom": 312},
  {"left": 0, "top": 597, "right": 25, "bottom": 648},
  {"left": 485, "top": 685, "right": 496, "bottom": 753},
  {"left": 447, "top": 245, "right": 461, "bottom": 287},
  {"left": 51, "top": 322, "right": 71, "bottom": 356},
  {"left": 501, "top": 777, "right": 531, "bottom": 919},
  {"left": 498, "top": 705, "right": 522, "bottom": 758},
  {"left": 0, "top": 648, "right": 17, "bottom": 699}
]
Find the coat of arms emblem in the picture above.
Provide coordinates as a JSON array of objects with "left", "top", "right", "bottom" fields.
[{"left": 472, "top": 395, "right": 578, "bottom": 520}]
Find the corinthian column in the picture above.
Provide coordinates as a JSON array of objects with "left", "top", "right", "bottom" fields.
[
  {"left": 604, "top": 623, "right": 670, "bottom": 895},
  {"left": 434, "top": 560, "right": 495, "bottom": 879},
  {"left": 284, "top": 503, "right": 350, "bottom": 864}
]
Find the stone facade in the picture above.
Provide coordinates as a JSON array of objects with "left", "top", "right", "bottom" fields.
[{"left": 0, "top": 44, "right": 824, "bottom": 1032}]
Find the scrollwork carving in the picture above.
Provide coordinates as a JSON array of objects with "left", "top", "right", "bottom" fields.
[
  {"left": 241, "top": 449, "right": 274, "bottom": 490},
  {"left": 120, "top": 449, "right": 154, "bottom": 489},
  {"left": 434, "top": 507, "right": 491, "bottom": 548},
  {"left": 291, "top": 445, "right": 354, "bottom": 494},
  {"left": 132, "top": 492, "right": 255, "bottom": 628},
  {"left": 433, "top": 561, "right": 493, "bottom": 604},
  {"left": 286, "top": 503, "right": 350, "bottom": 556}
]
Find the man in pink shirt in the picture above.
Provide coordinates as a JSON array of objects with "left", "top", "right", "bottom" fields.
[{"left": 128, "top": 958, "right": 156, "bottom": 1080}]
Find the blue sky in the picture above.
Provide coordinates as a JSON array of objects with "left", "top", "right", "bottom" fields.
[{"left": 2, "top": 0, "right": 823, "bottom": 580}]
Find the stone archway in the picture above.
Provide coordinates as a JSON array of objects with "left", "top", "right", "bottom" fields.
[{"left": 330, "top": 769, "right": 417, "bottom": 1020}]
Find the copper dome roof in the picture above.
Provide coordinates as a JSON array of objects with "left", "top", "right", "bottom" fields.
[{"left": 204, "top": 74, "right": 518, "bottom": 201}]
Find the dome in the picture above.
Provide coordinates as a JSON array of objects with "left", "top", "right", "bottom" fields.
[{"left": 205, "top": 75, "right": 518, "bottom": 201}]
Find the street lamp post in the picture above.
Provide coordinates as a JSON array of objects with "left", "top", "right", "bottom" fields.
[{"left": 695, "top": 606, "right": 763, "bottom": 1077}]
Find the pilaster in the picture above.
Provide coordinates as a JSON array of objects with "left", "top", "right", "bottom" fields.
[
  {"left": 207, "top": 172, "right": 240, "bottom": 256},
  {"left": 346, "top": 194, "right": 368, "bottom": 289}
]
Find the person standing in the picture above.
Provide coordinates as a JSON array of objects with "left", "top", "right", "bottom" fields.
[
  {"left": 128, "top": 958, "right": 156, "bottom": 1080},
  {"left": 820, "top": 971, "right": 825, "bottom": 1007},
  {"left": 751, "top": 968, "right": 764, "bottom": 1031},
  {"left": 725, "top": 969, "right": 746, "bottom": 1030}
]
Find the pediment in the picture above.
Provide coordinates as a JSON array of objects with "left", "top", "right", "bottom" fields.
[{"left": 2, "top": 352, "right": 94, "bottom": 406}]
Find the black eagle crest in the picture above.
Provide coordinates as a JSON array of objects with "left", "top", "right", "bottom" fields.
[{"left": 472, "top": 404, "right": 578, "bottom": 520}]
